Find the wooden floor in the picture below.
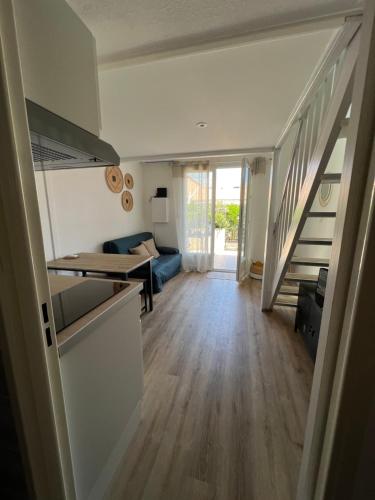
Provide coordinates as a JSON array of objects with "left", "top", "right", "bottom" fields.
[{"left": 107, "top": 273, "right": 314, "bottom": 500}]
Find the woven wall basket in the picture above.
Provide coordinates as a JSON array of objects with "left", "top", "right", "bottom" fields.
[
  {"left": 122, "top": 190, "right": 134, "bottom": 212},
  {"left": 124, "top": 173, "right": 134, "bottom": 189},
  {"left": 105, "top": 166, "right": 123, "bottom": 193}
]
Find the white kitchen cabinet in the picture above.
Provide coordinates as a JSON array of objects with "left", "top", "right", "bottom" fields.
[
  {"left": 13, "top": 0, "right": 101, "bottom": 135},
  {"left": 59, "top": 292, "right": 144, "bottom": 500}
]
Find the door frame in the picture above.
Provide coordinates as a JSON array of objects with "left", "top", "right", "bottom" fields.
[
  {"left": 314, "top": 4, "right": 375, "bottom": 497},
  {"left": 297, "top": 3, "right": 375, "bottom": 498},
  {"left": 0, "top": 1, "right": 75, "bottom": 498},
  {"left": 236, "top": 158, "right": 252, "bottom": 281},
  {"left": 211, "top": 162, "right": 243, "bottom": 272},
  {"left": 209, "top": 166, "right": 216, "bottom": 270}
]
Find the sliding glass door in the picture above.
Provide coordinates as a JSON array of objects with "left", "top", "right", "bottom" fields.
[
  {"left": 211, "top": 165, "right": 242, "bottom": 272},
  {"left": 175, "top": 159, "right": 250, "bottom": 276}
]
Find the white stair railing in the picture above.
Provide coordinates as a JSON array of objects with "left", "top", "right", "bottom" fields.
[
  {"left": 261, "top": 19, "right": 361, "bottom": 311},
  {"left": 274, "top": 59, "right": 342, "bottom": 264}
]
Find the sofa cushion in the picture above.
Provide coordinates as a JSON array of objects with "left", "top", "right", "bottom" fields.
[
  {"left": 155, "top": 254, "right": 181, "bottom": 281},
  {"left": 129, "top": 243, "right": 150, "bottom": 256},
  {"left": 129, "top": 253, "right": 181, "bottom": 293},
  {"left": 142, "top": 238, "right": 160, "bottom": 258}
]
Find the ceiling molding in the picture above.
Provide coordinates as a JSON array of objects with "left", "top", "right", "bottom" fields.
[
  {"left": 121, "top": 147, "right": 275, "bottom": 164},
  {"left": 98, "top": 10, "right": 362, "bottom": 70}
]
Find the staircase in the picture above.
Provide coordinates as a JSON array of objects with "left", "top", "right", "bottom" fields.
[
  {"left": 261, "top": 19, "right": 361, "bottom": 311},
  {"left": 274, "top": 203, "right": 336, "bottom": 308}
]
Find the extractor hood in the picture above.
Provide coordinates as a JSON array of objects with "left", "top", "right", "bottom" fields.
[{"left": 26, "top": 99, "right": 120, "bottom": 171}]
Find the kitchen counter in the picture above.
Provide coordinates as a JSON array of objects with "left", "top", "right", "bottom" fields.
[
  {"left": 48, "top": 274, "right": 143, "bottom": 355},
  {"left": 49, "top": 274, "right": 144, "bottom": 500}
]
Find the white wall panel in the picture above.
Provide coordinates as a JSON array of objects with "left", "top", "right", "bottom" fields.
[{"left": 35, "top": 162, "right": 144, "bottom": 260}]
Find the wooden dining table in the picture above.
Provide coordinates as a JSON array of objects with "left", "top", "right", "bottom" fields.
[{"left": 47, "top": 252, "right": 154, "bottom": 311}]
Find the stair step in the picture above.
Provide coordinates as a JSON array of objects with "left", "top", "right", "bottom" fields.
[
  {"left": 321, "top": 173, "right": 341, "bottom": 184},
  {"left": 298, "top": 237, "right": 333, "bottom": 246},
  {"left": 308, "top": 211, "right": 336, "bottom": 218},
  {"left": 275, "top": 295, "right": 298, "bottom": 307},
  {"left": 291, "top": 256, "right": 330, "bottom": 267},
  {"left": 279, "top": 285, "right": 300, "bottom": 295},
  {"left": 284, "top": 272, "right": 318, "bottom": 283}
]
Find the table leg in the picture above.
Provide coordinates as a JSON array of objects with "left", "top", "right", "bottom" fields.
[
  {"left": 142, "top": 280, "right": 148, "bottom": 313},
  {"left": 148, "top": 260, "right": 153, "bottom": 311}
]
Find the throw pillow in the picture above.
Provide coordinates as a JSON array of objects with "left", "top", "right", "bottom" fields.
[
  {"left": 129, "top": 243, "right": 150, "bottom": 256},
  {"left": 142, "top": 238, "right": 160, "bottom": 258}
]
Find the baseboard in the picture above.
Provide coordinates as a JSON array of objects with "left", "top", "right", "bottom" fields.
[{"left": 88, "top": 401, "right": 141, "bottom": 500}]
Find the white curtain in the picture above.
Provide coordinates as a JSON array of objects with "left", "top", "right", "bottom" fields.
[{"left": 173, "top": 161, "right": 212, "bottom": 272}]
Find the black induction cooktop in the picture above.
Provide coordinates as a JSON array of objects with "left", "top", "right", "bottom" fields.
[{"left": 52, "top": 280, "right": 129, "bottom": 333}]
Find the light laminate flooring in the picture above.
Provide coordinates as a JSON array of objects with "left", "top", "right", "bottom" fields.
[{"left": 107, "top": 272, "right": 313, "bottom": 500}]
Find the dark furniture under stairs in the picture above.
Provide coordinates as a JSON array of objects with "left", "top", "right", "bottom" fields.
[{"left": 294, "top": 282, "right": 323, "bottom": 361}]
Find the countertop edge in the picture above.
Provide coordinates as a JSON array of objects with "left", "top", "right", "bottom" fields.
[{"left": 52, "top": 277, "right": 143, "bottom": 356}]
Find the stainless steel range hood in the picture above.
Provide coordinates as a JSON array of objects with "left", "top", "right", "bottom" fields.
[{"left": 26, "top": 99, "right": 120, "bottom": 171}]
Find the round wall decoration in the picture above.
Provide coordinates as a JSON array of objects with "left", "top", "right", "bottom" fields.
[
  {"left": 121, "top": 190, "right": 134, "bottom": 212},
  {"left": 319, "top": 183, "right": 332, "bottom": 207},
  {"left": 105, "top": 166, "right": 123, "bottom": 193},
  {"left": 124, "top": 173, "right": 134, "bottom": 189}
]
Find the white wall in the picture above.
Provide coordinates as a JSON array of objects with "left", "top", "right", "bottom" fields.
[
  {"left": 142, "top": 163, "right": 179, "bottom": 248},
  {"left": 35, "top": 162, "right": 144, "bottom": 261}
]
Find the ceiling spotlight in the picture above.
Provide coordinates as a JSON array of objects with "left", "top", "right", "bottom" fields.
[{"left": 196, "top": 121, "right": 208, "bottom": 128}]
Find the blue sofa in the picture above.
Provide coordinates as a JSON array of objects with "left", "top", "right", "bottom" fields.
[{"left": 103, "top": 232, "right": 182, "bottom": 293}]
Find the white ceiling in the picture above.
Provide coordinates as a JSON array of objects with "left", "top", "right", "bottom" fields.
[
  {"left": 99, "top": 29, "right": 337, "bottom": 158},
  {"left": 67, "top": 0, "right": 360, "bottom": 64}
]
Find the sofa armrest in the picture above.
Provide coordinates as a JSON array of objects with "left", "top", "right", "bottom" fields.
[
  {"left": 157, "top": 246, "right": 179, "bottom": 255},
  {"left": 103, "top": 241, "right": 119, "bottom": 254}
]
